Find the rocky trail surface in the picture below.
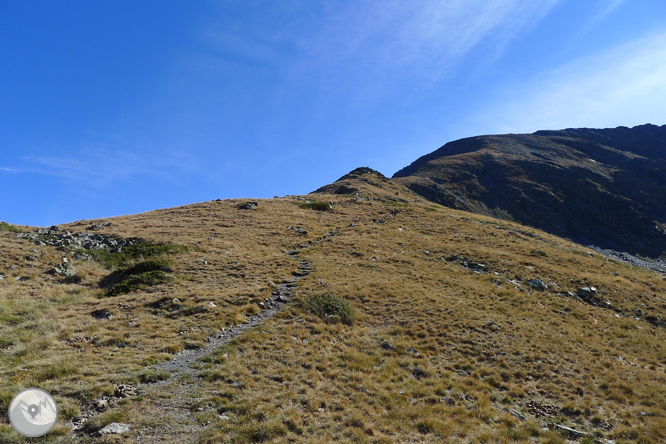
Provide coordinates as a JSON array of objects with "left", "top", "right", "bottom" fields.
[
  {"left": 121, "top": 207, "right": 405, "bottom": 441},
  {"left": 154, "top": 257, "right": 312, "bottom": 375}
]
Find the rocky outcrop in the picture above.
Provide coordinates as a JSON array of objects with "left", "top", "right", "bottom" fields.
[
  {"left": 16, "top": 225, "right": 143, "bottom": 252},
  {"left": 312, "top": 166, "right": 414, "bottom": 202}
]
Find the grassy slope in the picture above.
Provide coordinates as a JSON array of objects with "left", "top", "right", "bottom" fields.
[{"left": 0, "top": 190, "right": 665, "bottom": 443}]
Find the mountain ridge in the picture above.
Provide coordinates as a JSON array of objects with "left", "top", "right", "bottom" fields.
[{"left": 378, "top": 124, "right": 666, "bottom": 258}]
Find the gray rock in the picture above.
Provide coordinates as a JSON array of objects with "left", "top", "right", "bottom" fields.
[
  {"left": 88, "top": 222, "right": 112, "bottom": 230},
  {"left": 552, "top": 424, "right": 586, "bottom": 438},
  {"left": 52, "top": 262, "right": 77, "bottom": 277},
  {"left": 98, "top": 422, "right": 131, "bottom": 435},
  {"left": 528, "top": 279, "right": 547, "bottom": 290},
  {"left": 92, "top": 309, "right": 113, "bottom": 320},
  {"left": 95, "top": 399, "right": 108, "bottom": 410},
  {"left": 506, "top": 408, "right": 526, "bottom": 421},
  {"left": 238, "top": 202, "right": 257, "bottom": 210},
  {"left": 577, "top": 287, "right": 598, "bottom": 298},
  {"left": 73, "top": 253, "right": 92, "bottom": 261}
]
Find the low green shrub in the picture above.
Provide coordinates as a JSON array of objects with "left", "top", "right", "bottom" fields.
[
  {"left": 0, "top": 222, "right": 23, "bottom": 233},
  {"left": 298, "top": 201, "right": 331, "bottom": 211},
  {"left": 118, "top": 258, "right": 173, "bottom": 278},
  {"left": 300, "top": 293, "right": 355, "bottom": 325},
  {"left": 105, "top": 270, "right": 173, "bottom": 296},
  {"left": 137, "top": 370, "right": 171, "bottom": 383},
  {"left": 87, "top": 241, "right": 189, "bottom": 268}
]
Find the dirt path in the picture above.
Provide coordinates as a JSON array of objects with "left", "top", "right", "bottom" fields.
[
  {"left": 154, "top": 257, "right": 312, "bottom": 375},
  {"left": 101, "top": 209, "right": 404, "bottom": 442}
]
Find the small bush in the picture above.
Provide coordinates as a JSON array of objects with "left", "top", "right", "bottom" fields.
[
  {"left": 87, "top": 241, "right": 189, "bottom": 268},
  {"left": 118, "top": 258, "right": 173, "bottom": 277},
  {"left": 36, "top": 362, "right": 79, "bottom": 381},
  {"left": 300, "top": 293, "right": 355, "bottom": 325},
  {"left": 138, "top": 370, "right": 171, "bottom": 383},
  {"left": 200, "top": 371, "right": 226, "bottom": 382},
  {"left": 298, "top": 201, "right": 331, "bottom": 211},
  {"left": 0, "top": 222, "right": 23, "bottom": 233},
  {"left": 241, "top": 421, "right": 288, "bottom": 443},
  {"left": 105, "top": 270, "right": 173, "bottom": 296}
]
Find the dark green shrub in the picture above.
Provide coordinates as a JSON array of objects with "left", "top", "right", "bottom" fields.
[
  {"left": 300, "top": 293, "right": 355, "bottom": 325},
  {"left": 105, "top": 270, "right": 173, "bottom": 296},
  {"left": 137, "top": 370, "right": 171, "bottom": 383},
  {"left": 298, "top": 201, "right": 331, "bottom": 211},
  {"left": 118, "top": 258, "right": 173, "bottom": 277},
  {"left": 87, "top": 241, "right": 189, "bottom": 268},
  {"left": 0, "top": 222, "right": 23, "bottom": 233}
]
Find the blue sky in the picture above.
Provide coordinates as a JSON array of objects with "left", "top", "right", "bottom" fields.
[{"left": 2, "top": 0, "right": 665, "bottom": 226}]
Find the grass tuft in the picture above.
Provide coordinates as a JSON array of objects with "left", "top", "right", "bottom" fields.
[
  {"left": 0, "top": 222, "right": 23, "bottom": 233},
  {"left": 300, "top": 292, "right": 356, "bottom": 325},
  {"left": 298, "top": 201, "right": 331, "bottom": 211},
  {"left": 105, "top": 270, "right": 174, "bottom": 296},
  {"left": 138, "top": 370, "right": 171, "bottom": 383},
  {"left": 86, "top": 241, "right": 189, "bottom": 268}
]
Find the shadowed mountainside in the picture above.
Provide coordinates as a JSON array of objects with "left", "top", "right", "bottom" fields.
[{"left": 391, "top": 124, "right": 666, "bottom": 258}]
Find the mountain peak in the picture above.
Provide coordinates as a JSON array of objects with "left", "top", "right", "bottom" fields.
[{"left": 392, "top": 124, "right": 666, "bottom": 257}]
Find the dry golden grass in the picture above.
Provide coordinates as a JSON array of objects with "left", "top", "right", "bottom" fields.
[{"left": 1, "top": 184, "right": 665, "bottom": 443}]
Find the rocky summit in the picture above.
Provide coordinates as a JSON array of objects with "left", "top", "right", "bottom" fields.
[{"left": 391, "top": 124, "right": 666, "bottom": 259}]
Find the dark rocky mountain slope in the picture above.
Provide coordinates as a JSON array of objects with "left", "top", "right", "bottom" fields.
[{"left": 391, "top": 124, "right": 666, "bottom": 258}]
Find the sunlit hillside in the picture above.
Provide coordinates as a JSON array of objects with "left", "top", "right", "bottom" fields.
[{"left": 1, "top": 172, "right": 665, "bottom": 443}]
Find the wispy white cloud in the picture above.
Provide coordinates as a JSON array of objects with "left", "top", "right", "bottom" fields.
[
  {"left": 594, "top": 0, "right": 626, "bottom": 22},
  {"left": 296, "top": 0, "right": 563, "bottom": 95},
  {"left": 577, "top": 0, "right": 627, "bottom": 36},
  {"left": 472, "top": 32, "right": 666, "bottom": 134},
  {"left": 204, "top": 0, "right": 563, "bottom": 99},
  {"left": 0, "top": 167, "right": 20, "bottom": 173},
  {"left": 20, "top": 143, "right": 200, "bottom": 187}
]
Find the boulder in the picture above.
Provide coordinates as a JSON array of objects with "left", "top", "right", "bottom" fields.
[
  {"left": 114, "top": 384, "right": 138, "bottom": 398},
  {"left": 52, "top": 263, "right": 77, "bottom": 278},
  {"left": 98, "top": 422, "right": 131, "bottom": 435},
  {"left": 576, "top": 287, "right": 599, "bottom": 302},
  {"left": 95, "top": 399, "right": 108, "bottom": 411},
  {"left": 238, "top": 201, "right": 258, "bottom": 210},
  {"left": 528, "top": 279, "right": 547, "bottom": 290}
]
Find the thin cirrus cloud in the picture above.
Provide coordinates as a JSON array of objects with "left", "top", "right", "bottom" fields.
[
  {"left": 291, "top": 0, "right": 563, "bottom": 92},
  {"left": 577, "top": 0, "right": 627, "bottom": 35},
  {"left": 204, "top": 0, "right": 564, "bottom": 99},
  {"left": 20, "top": 146, "right": 200, "bottom": 186},
  {"left": 478, "top": 32, "right": 666, "bottom": 134},
  {"left": 594, "top": 0, "right": 627, "bottom": 22}
]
